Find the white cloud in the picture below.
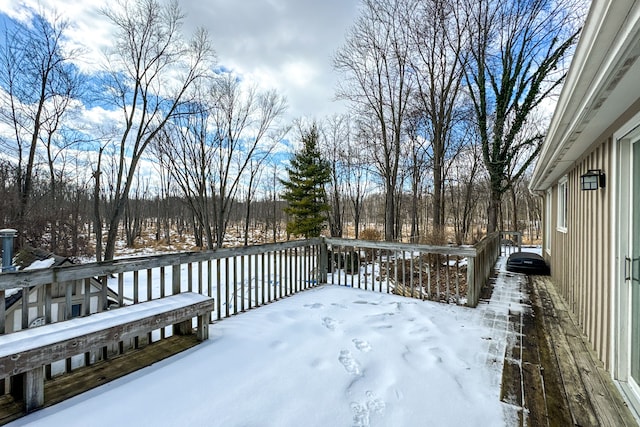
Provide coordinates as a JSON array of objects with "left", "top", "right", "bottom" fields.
[
  {"left": 0, "top": 0, "right": 110, "bottom": 73},
  {"left": 180, "top": 0, "right": 359, "bottom": 119},
  {"left": 282, "top": 61, "right": 317, "bottom": 87},
  {"left": 1, "top": 0, "right": 359, "bottom": 121},
  {"left": 0, "top": 0, "right": 359, "bottom": 196}
]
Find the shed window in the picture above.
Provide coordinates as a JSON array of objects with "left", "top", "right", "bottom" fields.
[
  {"left": 71, "top": 303, "right": 82, "bottom": 318},
  {"left": 557, "top": 177, "right": 568, "bottom": 232}
]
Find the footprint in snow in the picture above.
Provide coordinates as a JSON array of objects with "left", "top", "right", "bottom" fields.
[
  {"left": 350, "top": 391, "right": 385, "bottom": 427},
  {"left": 311, "top": 358, "right": 331, "bottom": 370},
  {"left": 270, "top": 340, "right": 286, "bottom": 350},
  {"left": 351, "top": 402, "right": 370, "bottom": 427},
  {"left": 304, "top": 303, "right": 323, "bottom": 309},
  {"left": 374, "top": 324, "right": 392, "bottom": 330},
  {"left": 339, "top": 350, "right": 362, "bottom": 376},
  {"left": 322, "top": 317, "right": 338, "bottom": 331},
  {"left": 352, "top": 338, "right": 372, "bottom": 352},
  {"left": 366, "top": 390, "right": 386, "bottom": 414}
]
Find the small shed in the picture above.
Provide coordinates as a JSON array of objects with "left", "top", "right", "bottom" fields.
[{"left": 4, "top": 247, "right": 118, "bottom": 333}]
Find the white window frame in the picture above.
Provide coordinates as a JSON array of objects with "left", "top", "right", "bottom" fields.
[
  {"left": 545, "top": 189, "right": 552, "bottom": 254},
  {"left": 557, "top": 177, "right": 568, "bottom": 233}
]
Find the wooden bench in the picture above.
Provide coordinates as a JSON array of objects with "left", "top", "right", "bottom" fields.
[{"left": 0, "top": 292, "right": 214, "bottom": 413}]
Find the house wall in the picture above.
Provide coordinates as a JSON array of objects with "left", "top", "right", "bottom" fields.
[
  {"left": 543, "top": 99, "right": 640, "bottom": 370},
  {"left": 544, "top": 139, "right": 613, "bottom": 368}
]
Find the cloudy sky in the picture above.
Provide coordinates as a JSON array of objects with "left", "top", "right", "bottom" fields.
[{"left": 0, "top": 0, "right": 361, "bottom": 121}]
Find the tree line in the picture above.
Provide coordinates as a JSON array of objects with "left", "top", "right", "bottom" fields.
[
  {"left": 333, "top": 0, "right": 581, "bottom": 242},
  {"left": 0, "top": 0, "right": 582, "bottom": 260}
]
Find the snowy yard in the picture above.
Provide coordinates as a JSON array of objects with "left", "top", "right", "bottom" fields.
[{"left": 8, "top": 279, "right": 517, "bottom": 427}]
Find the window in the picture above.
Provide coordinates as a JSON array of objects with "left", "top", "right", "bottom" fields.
[
  {"left": 557, "top": 177, "right": 568, "bottom": 232},
  {"left": 545, "top": 189, "right": 552, "bottom": 254},
  {"left": 71, "top": 303, "right": 82, "bottom": 318}
]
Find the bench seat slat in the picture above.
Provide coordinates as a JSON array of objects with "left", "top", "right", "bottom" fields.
[{"left": 0, "top": 293, "right": 214, "bottom": 378}]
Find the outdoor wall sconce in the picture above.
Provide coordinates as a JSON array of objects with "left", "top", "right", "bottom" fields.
[{"left": 580, "top": 169, "right": 605, "bottom": 190}]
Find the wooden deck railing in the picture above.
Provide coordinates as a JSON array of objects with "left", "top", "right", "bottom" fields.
[
  {"left": 0, "top": 238, "right": 324, "bottom": 336},
  {"left": 324, "top": 233, "right": 500, "bottom": 307},
  {"left": 500, "top": 231, "right": 523, "bottom": 256},
  {"left": 0, "top": 234, "right": 506, "bottom": 339}
]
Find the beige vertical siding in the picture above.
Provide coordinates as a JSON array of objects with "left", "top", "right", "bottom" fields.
[{"left": 544, "top": 140, "right": 613, "bottom": 368}]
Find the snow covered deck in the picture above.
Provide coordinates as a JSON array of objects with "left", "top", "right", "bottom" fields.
[
  {"left": 8, "top": 260, "right": 526, "bottom": 427},
  {"left": 0, "top": 235, "right": 506, "bottom": 425}
]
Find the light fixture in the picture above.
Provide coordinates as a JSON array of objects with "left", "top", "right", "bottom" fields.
[{"left": 580, "top": 169, "right": 605, "bottom": 190}]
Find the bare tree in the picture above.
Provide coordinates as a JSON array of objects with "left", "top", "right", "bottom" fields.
[
  {"left": 404, "top": 114, "right": 429, "bottom": 243},
  {"left": 208, "top": 74, "right": 287, "bottom": 248},
  {"left": 92, "top": 146, "right": 105, "bottom": 261},
  {"left": 407, "top": 0, "right": 469, "bottom": 238},
  {"left": 343, "top": 128, "right": 372, "bottom": 239},
  {"left": 320, "top": 114, "right": 351, "bottom": 238},
  {"left": 269, "top": 163, "right": 283, "bottom": 242},
  {"left": 0, "top": 9, "right": 82, "bottom": 241},
  {"left": 449, "top": 135, "right": 483, "bottom": 244},
  {"left": 42, "top": 113, "right": 88, "bottom": 253},
  {"left": 334, "top": 0, "right": 414, "bottom": 242},
  {"left": 0, "top": 160, "right": 19, "bottom": 227},
  {"left": 241, "top": 160, "right": 262, "bottom": 246},
  {"left": 99, "top": 0, "right": 214, "bottom": 260},
  {"left": 241, "top": 138, "right": 288, "bottom": 247},
  {"left": 159, "top": 73, "right": 286, "bottom": 249},
  {"left": 123, "top": 171, "right": 149, "bottom": 247},
  {"left": 158, "top": 96, "right": 215, "bottom": 248},
  {"left": 241, "top": 123, "right": 289, "bottom": 247},
  {"left": 464, "top": 0, "right": 581, "bottom": 233},
  {"left": 148, "top": 136, "right": 175, "bottom": 244}
]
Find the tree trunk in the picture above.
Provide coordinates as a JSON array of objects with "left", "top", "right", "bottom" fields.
[
  {"left": 433, "top": 157, "right": 443, "bottom": 233},
  {"left": 384, "top": 188, "right": 395, "bottom": 242},
  {"left": 510, "top": 185, "right": 518, "bottom": 232},
  {"left": 244, "top": 200, "right": 251, "bottom": 246},
  {"left": 410, "top": 193, "right": 418, "bottom": 243},
  {"left": 354, "top": 207, "right": 360, "bottom": 239},
  {"left": 272, "top": 194, "right": 277, "bottom": 243},
  {"left": 50, "top": 180, "right": 57, "bottom": 253},
  {"left": 487, "top": 191, "right": 501, "bottom": 234},
  {"left": 330, "top": 190, "right": 343, "bottom": 238},
  {"left": 103, "top": 195, "right": 128, "bottom": 261},
  {"left": 93, "top": 150, "right": 103, "bottom": 262},
  {"left": 155, "top": 198, "right": 161, "bottom": 242},
  {"left": 71, "top": 190, "right": 80, "bottom": 255}
]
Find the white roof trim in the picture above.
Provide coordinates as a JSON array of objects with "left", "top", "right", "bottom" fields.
[{"left": 530, "top": 1, "right": 640, "bottom": 191}]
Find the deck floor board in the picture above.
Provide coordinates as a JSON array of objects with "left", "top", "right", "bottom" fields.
[{"left": 531, "top": 276, "right": 637, "bottom": 426}]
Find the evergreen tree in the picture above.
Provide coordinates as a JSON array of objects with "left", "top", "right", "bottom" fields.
[{"left": 281, "top": 124, "right": 331, "bottom": 238}]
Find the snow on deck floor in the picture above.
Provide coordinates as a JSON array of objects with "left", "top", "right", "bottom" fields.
[{"left": 10, "top": 273, "right": 523, "bottom": 427}]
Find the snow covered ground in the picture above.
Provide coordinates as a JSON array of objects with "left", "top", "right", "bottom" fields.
[{"left": 8, "top": 274, "right": 522, "bottom": 427}]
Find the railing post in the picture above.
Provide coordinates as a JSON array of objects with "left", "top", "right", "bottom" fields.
[
  {"left": 100, "top": 276, "right": 108, "bottom": 311},
  {"left": 0, "top": 289, "right": 4, "bottom": 335},
  {"left": 172, "top": 263, "right": 181, "bottom": 296},
  {"left": 172, "top": 262, "right": 191, "bottom": 335},
  {"left": 467, "top": 256, "right": 477, "bottom": 307},
  {"left": 319, "top": 238, "right": 328, "bottom": 284}
]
